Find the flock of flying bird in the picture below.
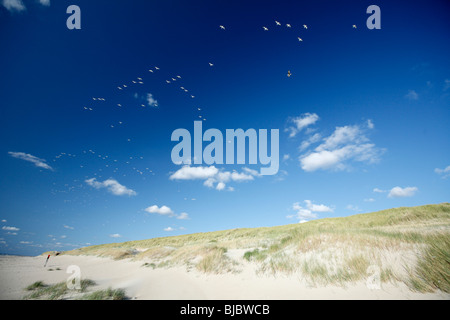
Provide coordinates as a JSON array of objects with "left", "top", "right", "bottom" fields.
[{"left": 73, "top": 19, "right": 360, "bottom": 183}]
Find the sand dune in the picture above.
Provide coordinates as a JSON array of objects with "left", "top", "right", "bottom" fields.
[
  {"left": 0, "top": 254, "right": 447, "bottom": 300},
  {"left": 2, "top": 204, "right": 449, "bottom": 300}
]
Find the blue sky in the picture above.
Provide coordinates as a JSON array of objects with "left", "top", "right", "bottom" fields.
[{"left": 0, "top": 0, "right": 449, "bottom": 256}]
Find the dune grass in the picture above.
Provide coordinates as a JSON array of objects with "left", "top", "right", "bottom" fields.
[
  {"left": 23, "top": 279, "right": 127, "bottom": 300},
  {"left": 23, "top": 279, "right": 96, "bottom": 300},
  {"left": 63, "top": 203, "right": 450, "bottom": 292}
]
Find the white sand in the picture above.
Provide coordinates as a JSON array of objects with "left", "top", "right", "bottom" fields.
[{"left": 0, "top": 255, "right": 448, "bottom": 300}]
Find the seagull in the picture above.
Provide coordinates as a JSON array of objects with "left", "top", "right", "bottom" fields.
[
  {"left": 209, "top": 62, "right": 214, "bottom": 67},
  {"left": 177, "top": 75, "right": 181, "bottom": 79},
  {"left": 352, "top": 25, "right": 357, "bottom": 28},
  {"left": 137, "top": 77, "right": 142, "bottom": 80},
  {"left": 191, "top": 95, "right": 195, "bottom": 98},
  {"left": 220, "top": 25, "right": 225, "bottom": 30},
  {"left": 198, "top": 108, "right": 201, "bottom": 111},
  {"left": 263, "top": 26, "right": 268, "bottom": 31},
  {"left": 123, "top": 85, "right": 127, "bottom": 87},
  {"left": 171, "top": 78, "right": 176, "bottom": 81},
  {"left": 275, "top": 20, "right": 281, "bottom": 26},
  {"left": 139, "top": 81, "right": 144, "bottom": 84},
  {"left": 303, "top": 24, "right": 308, "bottom": 29},
  {"left": 117, "top": 104, "right": 122, "bottom": 107},
  {"left": 287, "top": 70, "right": 292, "bottom": 77},
  {"left": 298, "top": 37, "right": 303, "bottom": 42},
  {"left": 149, "top": 69, "right": 154, "bottom": 73},
  {"left": 286, "top": 24, "right": 291, "bottom": 28},
  {"left": 180, "top": 86, "right": 185, "bottom": 90},
  {"left": 155, "top": 66, "right": 160, "bottom": 70},
  {"left": 132, "top": 80, "right": 137, "bottom": 83},
  {"left": 118, "top": 86, "right": 123, "bottom": 90},
  {"left": 83, "top": 107, "right": 87, "bottom": 110},
  {"left": 166, "top": 80, "right": 171, "bottom": 84}
]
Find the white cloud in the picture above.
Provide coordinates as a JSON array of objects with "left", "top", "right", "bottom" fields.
[
  {"left": 170, "top": 165, "right": 258, "bottom": 191},
  {"left": 373, "top": 188, "right": 386, "bottom": 193},
  {"left": 367, "top": 119, "right": 374, "bottom": 129},
  {"left": 1, "top": 219, "right": 6, "bottom": 223},
  {"left": 216, "top": 182, "right": 226, "bottom": 191},
  {"left": 109, "top": 234, "right": 122, "bottom": 238},
  {"left": 304, "top": 200, "right": 333, "bottom": 213},
  {"left": 435, "top": 165, "right": 450, "bottom": 179},
  {"left": 8, "top": 152, "right": 53, "bottom": 170},
  {"left": 405, "top": 90, "right": 418, "bottom": 100},
  {"left": 286, "top": 113, "right": 319, "bottom": 138},
  {"left": 364, "top": 198, "right": 375, "bottom": 202},
  {"left": 170, "top": 165, "right": 218, "bottom": 180},
  {"left": 63, "top": 225, "right": 74, "bottom": 230},
  {"left": 85, "top": 178, "right": 137, "bottom": 196},
  {"left": 299, "top": 124, "right": 383, "bottom": 172},
  {"left": 146, "top": 93, "right": 159, "bottom": 107},
  {"left": 2, "top": 0, "right": 26, "bottom": 12},
  {"left": 145, "top": 205, "right": 189, "bottom": 220},
  {"left": 38, "top": 0, "right": 50, "bottom": 6},
  {"left": 2, "top": 226, "right": 19, "bottom": 231},
  {"left": 145, "top": 205, "right": 175, "bottom": 217},
  {"left": 300, "top": 133, "right": 321, "bottom": 151},
  {"left": 164, "top": 227, "right": 174, "bottom": 232},
  {"left": 176, "top": 212, "right": 190, "bottom": 220},
  {"left": 20, "top": 241, "right": 32, "bottom": 244},
  {"left": 388, "top": 186, "right": 418, "bottom": 198},
  {"left": 288, "top": 200, "right": 333, "bottom": 222}
]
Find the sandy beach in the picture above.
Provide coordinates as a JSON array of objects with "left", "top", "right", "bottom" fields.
[{"left": 0, "top": 254, "right": 447, "bottom": 300}]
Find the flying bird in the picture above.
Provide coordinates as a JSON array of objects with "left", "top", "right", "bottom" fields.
[
  {"left": 166, "top": 80, "right": 171, "bottom": 84},
  {"left": 352, "top": 25, "right": 357, "bottom": 28},
  {"left": 298, "top": 37, "right": 303, "bottom": 42},
  {"left": 155, "top": 66, "right": 160, "bottom": 70},
  {"left": 275, "top": 20, "right": 281, "bottom": 26},
  {"left": 286, "top": 24, "right": 291, "bottom": 28},
  {"left": 219, "top": 25, "right": 225, "bottom": 30},
  {"left": 303, "top": 24, "right": 308, "bottom": 29},
  {"left": 176, "top": 75, "right": 181, "bottom": 79},
  {"left": 263, "top": 26, "right": 268, "bottom": 31},
  {"left": 209, "top": 62, "right": 214, "bottom": 67},
  {"left": 149, "top": 70, "right": 154, "bottom": 73},
  {"left": 287, "top": 70, "right": 292, "bottom": 77}
]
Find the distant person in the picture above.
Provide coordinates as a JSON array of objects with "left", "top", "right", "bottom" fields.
[{"left": 44, "top": 254, "right": 50, "bottom": 267}]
